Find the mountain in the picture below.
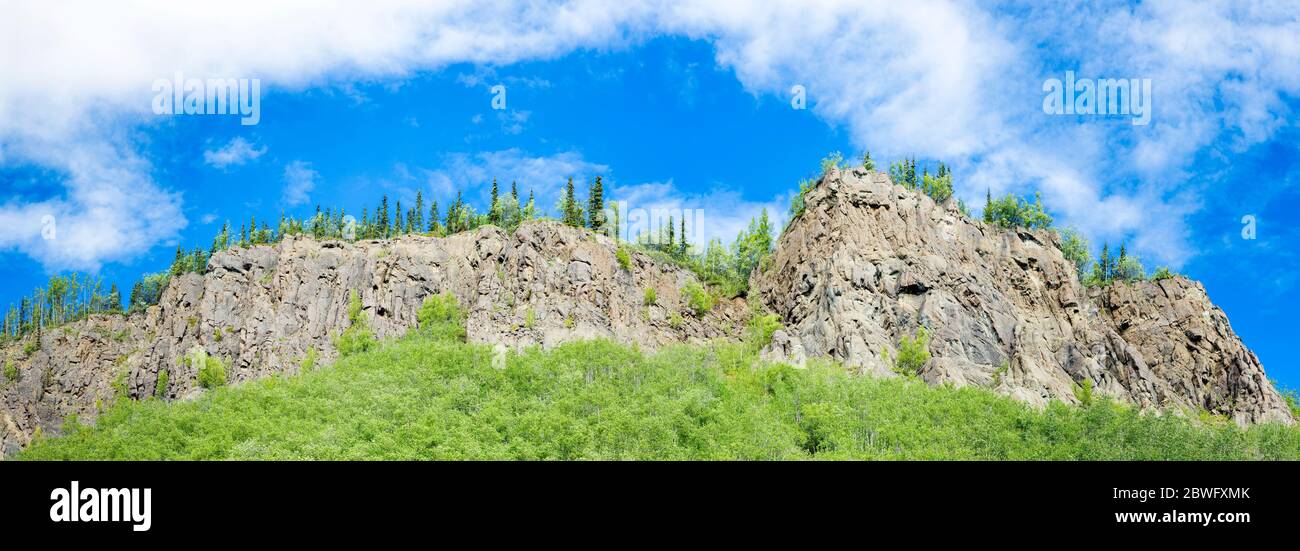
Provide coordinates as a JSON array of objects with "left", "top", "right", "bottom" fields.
[
  {"left": 1, "top": 169, "right": 1291, "bottom": 456},
  {"left": 754, "top": 166, "right": 1292, "bottom": 425}
]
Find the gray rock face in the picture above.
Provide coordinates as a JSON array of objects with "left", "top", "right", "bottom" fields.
[
  {"left": 2, "top": 172, "right": 1291, "bottom": 456},
  {"left": 0, "top": 222, "right": 746, "bottom": 455},
  {"left": 751, "top": 166, "right": 1293, "bottom": 426}
]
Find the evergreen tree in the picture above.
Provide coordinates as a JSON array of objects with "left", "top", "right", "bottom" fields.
[
  {"left": 862, "top": 151, "right": 875, "bottom": 171},
  {"left": 588, "top": 176, "right": 605, "bottom": 231},
  {"left": 679, "top": 216, "right": 688, "bottom": 257},
  {"left": 561, "top": 177, "right": 583, "bottom": 227},
  {"left": 523, "top": 190, "right": 537, "bottom": 220},
  {"left": 414, "top": 191, "right": 425, "bottom": 233},
  {"left": 170, "top": 246, "right": 185, "bottom": 276},
  {"left": 668, "top": 215, "right": 677, "bottom": 252},
  {"left": 1098, "top": 243, "right": 1112, "bottom": 283},
  {"left": 395, "top": 200, "right": 404, "bottom": 234},
  {"left": 379, "top": 195, "right": 390, "bottom": 238},
  {"left": 489, "top": 178, "right": 501, "bottom": 226},
  {"left": 428, "top": 201, "right": 440, "bottom": 233}
]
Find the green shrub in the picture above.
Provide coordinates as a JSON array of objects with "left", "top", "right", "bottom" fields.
[
  {"left": 920, "top": 172, "right": 953, "bottom": 204},
  {"left": 983, "top": 192, "right": 1053, "bottom": 230},
  {"left": 643, "top": 287, "right": 657, "bottom": 306},
  {"left": 336, "top": 290, "right": 377, "bottom": 356},
  {"left": 3, "top": 360, "right": 17, "bottom": 383},
  {"left": 23, "top": 339, "right": 38, "bottom": 357},
  {"left": 682, "top": 282, "right": 714, "bottom": 316},
  {"left": 110, "top": 364, "right": 130, "bottom": 400},
  {"left": 1113, "top": 254, "right": 1146, "bottom": 282},
  {"left": 1151, "top": 266, "right": 1176, "bottom": 281},
  {"left": 300, "top": 348, "right": 318, "bottom": 373},
  {"left": 820, "top": 151, "right": 845, "bottom": 176},
  {"left": 416, "top": 292, "right": 467, "bottom": 342},
  {"left": 616, "top": 246, "right": 631, "bottom": 271},
  {"left": 192, "top": 349, "right": 227, "bottom": 389},
  {"left": 16, "top": 335, "right": 1300, "bottom": 461},
  {"left": 668, "top": 312, "right": 684, "bottom": 329},
  {"left": 524, "top": 308, "right": 536, "bottom": 329},
  {"left": 1056, "top": 227, "right": 1091, "bottom": 279},
  {"left": 888, "top": 326, "right": 931, "bottom": 377},
  {"left": 745, "top": 311, "right": 783, "bottom": 352},
  {"left": 1074, "top": 378, "right": 1094, "bottom": 406},
  {"left": 155, "top": 368, "right": 169, "bottom": 397}
]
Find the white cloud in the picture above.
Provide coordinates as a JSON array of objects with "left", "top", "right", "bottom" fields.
[
  {"left": 3, "top": 0, "right": 1298, "bottom": 271},
  {"left": 282, "top": 160, "right": 319, "bottom": 206},
  {"left": 203, "top": 137, "right": 266, "bottom": 169},
  {"left": 0, "top": 136, "right": 185, "bottom": 271}
]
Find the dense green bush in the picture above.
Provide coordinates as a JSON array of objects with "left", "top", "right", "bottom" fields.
[
  {"left": 3, "top": 360, "right": 16, "bottom": 383},
  {"left": 415, "top": 292, "right": 466, "bottom": 343},
  {"left": 983, "top": 191, "right": 1053, "bottom": 230},
  {"left": 887, "top": 326, "right": 931, "bottom": 377},
  {"left": 335, "top": 290, "right": 377, "bottom": 356},
  {"left": 194, "top": 350, "right": 226, "bottom": 389},
  {"left": 1056, "top": 228, "right": 1091, "bottom": 279},
  {"left": 643, "top": 287, "right": 657, "bottom": 306},
  {"left": 682, "top": 282, "right": 714, "bottom": 316},
  {"left": 19, "top": 330, "right": 1298, "bottom": 460},
  {"left": 745, "top": 311, "right": 782, "bottom": 352},
  {"left": 155, "top": 368, "right": 169, "bottom": 397},
  {"left": 616, "top": 246, "right": 631, "bottom": 271}
]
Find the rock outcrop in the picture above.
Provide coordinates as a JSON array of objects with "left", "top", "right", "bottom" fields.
[
  {"left": 2, "top": 169, "right": 1291, "bottom": 456},
  {"left": 752, "top": 166, "right": 1293, "bottom": 425},
  {"left": 0, "top": 222, "right": 746, "bottom": 455}
]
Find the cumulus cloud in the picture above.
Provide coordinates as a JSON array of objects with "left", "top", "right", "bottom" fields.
[
  {"left": 3, "top": 0, "right": 1298, "bottom": 271},
  {"left": 282, "top": 161, "right": 319, "bottom": 206},
  {"left": 203, "top": 137, "right": 267, "bottom": 169}
]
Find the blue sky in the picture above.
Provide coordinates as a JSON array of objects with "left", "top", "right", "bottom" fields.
[{"left": 1, "top": 2, "right": 1297, "bottom": 387}]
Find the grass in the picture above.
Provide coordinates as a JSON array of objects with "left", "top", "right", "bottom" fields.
[{"left": 16, "top": 312, "right": 1300, "bottom": 460}]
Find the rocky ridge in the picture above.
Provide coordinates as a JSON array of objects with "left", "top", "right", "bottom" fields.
[
  {"left": 752, "top": 166, "right": 1292, "bottom": 425},
  {"left": 0, "top": 222, "right": 746, "bottom": 455},
  {"left": 1, "top": 169, "right": 1292, "bottom": 455}
]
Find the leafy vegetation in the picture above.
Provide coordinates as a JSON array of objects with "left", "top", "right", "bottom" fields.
[
  {"left": 3, "top": 360, "right": 16, "bottom": 383},
  {"left": 885, "top": 326, "right": 931, "bottom": 377},
  {"left": 615, "top": 246, "right": 631, "bottom": 271},
  {"left": 415, "top": 293, "right": 467, "bottom": 343},
  {"left": 334, "top": 291, "right": 377, "bottom": 357},
  {"left": 983, "top": 190, "right": 1053, "bottom": 230},
  {"left": 682, "top": 282, "right": 715, "bottom": 316},
  {"left": 744, "top": 310, "right": 783, "bottom": 353},
  {"left": 189, "top": 348, "right": 226, "bottom": 389},
  {"left": 19, "top": 307, "right": 1299, "bottom": 460},
  {"left": 155, "top": 368, "right": 169, "bottom": 397}
]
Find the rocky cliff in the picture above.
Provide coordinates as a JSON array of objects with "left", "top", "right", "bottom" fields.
[
  {"left": 1, "top": 169, "right": 1292, "bottom": 455},
  {"left": 752, "top": 166, "right": 1292, "bottom": 425},
  {"left": 0, "top": 222, "right": 747, "bottom": 455}
]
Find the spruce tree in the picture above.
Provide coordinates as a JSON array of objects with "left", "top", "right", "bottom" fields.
[
  {"left": 489, "top": 178, "right": 500, "bottom": 225},
  {"left": 678, "top": 216, "right": 688, "bottom": 257},
  {"left": 588, "top": 176, "right": 605, "bottom": 231},
  {"left": 562, "top": 177, "right": 582, "bottom": 227},
  {"left": 414, "top": 191, "right": 425, "bottom": 233}
]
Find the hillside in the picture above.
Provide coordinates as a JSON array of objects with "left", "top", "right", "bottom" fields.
[
  {"left": 755, "top": 166, "right": 1293, "bottom": 424},
  {"left": 2, "top": 168, "right": 1295, "bottom": 457},
  {"left": 17, "top": 313, "right": 1300, "bottom": 460}
]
